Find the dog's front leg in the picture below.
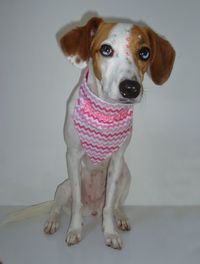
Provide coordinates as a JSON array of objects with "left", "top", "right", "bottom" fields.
[
  {"left": 103, "top": 153, "right": 125, "bottom": 250},
  {"left": 65, "top": 149, "right": 83, "bottom": 246},
  {"left": 103, "top": 136, "right": 131, "bottom": 250}
]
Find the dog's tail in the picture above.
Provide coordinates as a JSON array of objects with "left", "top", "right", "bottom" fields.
[{"left": 0, "top": 200, "right": 54, "bottom": 227}]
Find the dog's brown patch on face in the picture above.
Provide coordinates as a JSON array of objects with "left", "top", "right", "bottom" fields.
[
  {"left": 91, "top": 23, "right": 116, "bottom": 80},
  {"left": 130, "top": 26, "right": 151, "bottom": 81},
  {"left": 130, "top": 25, "right": 175, "bottom": 85}
]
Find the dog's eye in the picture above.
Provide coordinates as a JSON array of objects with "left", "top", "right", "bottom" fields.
[
  {"left": 100, "top": 44, "right": 114, "bottom": 57},
  {"left": 139, "top": 47, "right": 150, "bottom": 61}
]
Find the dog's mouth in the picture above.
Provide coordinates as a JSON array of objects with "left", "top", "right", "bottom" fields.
[
  {"left": 101, "top": 94, "right": 141, "bottom": 105},
  {"left": 118, "top": 96, "right": 142, "bottom": 105},
  {"left": 119, "top": 98, "right": 136, "bottom": 104}
]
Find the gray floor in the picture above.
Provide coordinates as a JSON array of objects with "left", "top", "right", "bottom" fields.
[{"left": 0, "top": 206, "right": 200, "bottom": 264}]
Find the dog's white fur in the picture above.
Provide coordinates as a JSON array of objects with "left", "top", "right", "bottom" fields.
[{"left": 1, "top": 17, "right": 175, "bottom": 250}]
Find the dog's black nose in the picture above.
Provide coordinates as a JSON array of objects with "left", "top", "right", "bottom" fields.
[{"left": 119, "top": 80, "right": 141, "bottom": 99}]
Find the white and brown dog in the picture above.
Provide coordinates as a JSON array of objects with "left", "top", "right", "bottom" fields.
[{"left": 43, "top": 17, "right": 175, "bottom": 249}]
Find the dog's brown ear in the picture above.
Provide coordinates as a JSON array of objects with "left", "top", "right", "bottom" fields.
[
  {"left": 145, "top": 27, "right": 175, "bottom": 85},
  {"left": 60, "top": 17, "right": 103, "bottom": 68}
]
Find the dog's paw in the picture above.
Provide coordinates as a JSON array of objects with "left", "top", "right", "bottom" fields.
[
  {"left": 65, "top": 229, "right": 82, "bottom": 246},
  {"left": 43, "top": 214, "right": 60, "bottom": 235},
  {"left": 114, "top": 209, "right": 131, "bottom": 231},
  {"left": 117, "top": 218, "right": 131, "bottom": 231},
  {"left": 104, "top": 231, "right": 122, "bottom": 250}
]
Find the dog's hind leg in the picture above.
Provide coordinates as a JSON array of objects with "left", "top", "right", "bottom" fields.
[
  {"left": 114, "top": 162, "right": 131, "bottom": 231},
  {"left": 44, "top": 179, "right": 71, "bottom": 234}
]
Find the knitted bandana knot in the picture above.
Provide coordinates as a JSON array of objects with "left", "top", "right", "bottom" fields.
[{"left": 73, "top": 70, "right": 134, "bottom": 165}]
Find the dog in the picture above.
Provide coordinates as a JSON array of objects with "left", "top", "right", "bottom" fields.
[{"left": 42, "top": 16, "right": 175, "bottom": 249}]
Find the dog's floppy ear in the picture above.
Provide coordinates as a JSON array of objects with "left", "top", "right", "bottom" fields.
[
  {"left": 60, "top": 17, "right": 103, "bottom": 69},
  {"left": 145, "top": 27, "right": 175, "bottom": 85}
]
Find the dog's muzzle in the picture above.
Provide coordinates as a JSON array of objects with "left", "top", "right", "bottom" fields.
[{"left": 119, "top": 79, "right": 141, "bottom": 99}]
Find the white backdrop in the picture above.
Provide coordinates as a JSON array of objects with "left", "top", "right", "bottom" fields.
[{"left": 0, "top": 0, "right": 200, "bottom": 206}]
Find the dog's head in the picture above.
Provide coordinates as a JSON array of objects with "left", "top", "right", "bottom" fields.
[{"left": 60, "top": 17, "right": 175, "bottom": 103}]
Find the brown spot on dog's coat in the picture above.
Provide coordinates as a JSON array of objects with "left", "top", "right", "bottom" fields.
[{"left": 75, "top": 57, "right": 81, "bottom": 64}]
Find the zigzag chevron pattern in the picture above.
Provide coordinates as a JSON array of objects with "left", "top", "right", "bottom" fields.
[{"left": 73, "top": 70, "right": 134, "bottom": 164}]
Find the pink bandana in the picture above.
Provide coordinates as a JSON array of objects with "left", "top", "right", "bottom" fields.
[{"left": 73, "top": 71, "right": 134, "bottom": 164}]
